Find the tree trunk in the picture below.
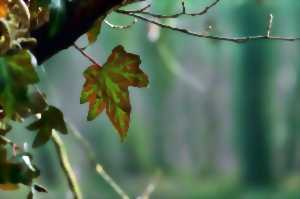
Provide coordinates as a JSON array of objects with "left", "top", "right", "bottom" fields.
[
  {"left": 285, "top": 59, "right": 300, "bottom": 173},
  {"left": 234, "top": 2, "right": 274, "bottom": 186},
  {"left": 284, "top": 3, "right": 300, "bottom": 174}
]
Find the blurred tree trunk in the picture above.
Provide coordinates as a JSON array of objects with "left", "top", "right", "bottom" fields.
[
  {"left": 200, "top": 41, "right": 222, "bottom": 175},
  {"left": 285, "top": 81, "right": 300, "bottom": 173},
  {"left": 234, "top": 2, "right": 274, "bottom": 186},
  {"left": 285, "top": 56, "right": 300, "bottom": 173},
  {"left": 284, "top": 4, "right": 300, "bottom": 173},
  {"left": 150, "top": 2, "right": 181, "bottom": 172}
]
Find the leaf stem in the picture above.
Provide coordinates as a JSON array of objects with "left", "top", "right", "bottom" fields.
[{"left": 73, "top": 44, "right": 102, "bottom": 67}]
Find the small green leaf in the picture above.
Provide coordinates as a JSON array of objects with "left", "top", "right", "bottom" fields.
[
  {"left": 5, "top": 50, "right": 39, "bottom": 85},
  {"left": 27, "top": 106, "right": 68, "bottom": 148}
]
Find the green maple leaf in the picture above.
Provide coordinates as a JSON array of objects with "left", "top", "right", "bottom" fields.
[
  {"left": 4, "top": 51, "right": 39, "bottom": 85},
  {"left": 80, "top": 45, "right": 149, "bottom": 139},
  {"left": 27, "top": 106, "right": 67, "bottom": 148},
  {"left": 0, "top": 50, "right": 39, "bottom": 118}
]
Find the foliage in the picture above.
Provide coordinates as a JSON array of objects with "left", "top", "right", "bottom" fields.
[
  {"left": 80, "top": 45, "right": 149, "bottom": 139},
  {"left": 27, "top": 106, "right": 67, "bottom": 147},
  {"left": 0, "top": 0, "right": 148, "bottom": 196},
  {"left": 1, "top": 0, "right": 298, "bottom": 198}
]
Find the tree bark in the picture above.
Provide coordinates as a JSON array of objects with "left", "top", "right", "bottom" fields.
[{"left": 32, "top": 0, "right": 123, "bottom": 63}]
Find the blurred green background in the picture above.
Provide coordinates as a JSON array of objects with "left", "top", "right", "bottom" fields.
[{"left": 1, "top": 0, "right": 300, "bottom": 198}]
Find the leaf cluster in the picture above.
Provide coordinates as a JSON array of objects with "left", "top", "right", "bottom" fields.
[{"left": 0, "top": 0, "right": 149, "bottom": 197}]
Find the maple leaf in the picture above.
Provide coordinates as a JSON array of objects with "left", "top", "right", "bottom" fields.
[
  {"left": 81, "top": 45, "right": 149, "bottom": 139},
  {"left": 27, "top": 106, "right": 68, "bottom": 148},
  {"left": 0, "top": 50, "right": 39, "bottom": 118}
]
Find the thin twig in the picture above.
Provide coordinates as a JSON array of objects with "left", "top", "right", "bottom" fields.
[
  {"left": 104, "top": 18, "right": 138, "bottom": 29},
  {"left": 52, "top": 131, "right": 83, "bottom": 199},
  {"left": 267, "top": 14, "right": 274, "bottom": 38},
  {"left": 32, "top": 86, "right": 82, "bottom": 198},
  {"left": 0, "top": 135, "right": 13, "bottom": 146},
  {"left": 136, "top": 173, "right": 161, "bottom": 199},
  {"left": 66, "top": 122, "right": 97, "bottom": 166},
  {"left": 124, "top": 0, "right": 220, "bottom": 19},
  {"left": 96, "top": 164, "right": 130, "bottom": 199},
  {"left": 116, "top": 10, "right": 300, "bottom": 43},
  {"left": 66, "top": 122, "right": 130, "bottom": 199}
]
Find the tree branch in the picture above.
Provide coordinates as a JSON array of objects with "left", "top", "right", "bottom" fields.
[
  {"left": 31, "top": 0, "right": 300, "bottom": 64},
  {"left": 52, "top": 131, "right": 82, "bottom": 199},
  {"left": 116, "top": 9, "right": 300, "bottom": 43},
  {"left": 125, "top": 0, "right": 221, "bottom": 18},
  {"left": 32, "top": 0, "right": 124, "bottom": 63}
]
